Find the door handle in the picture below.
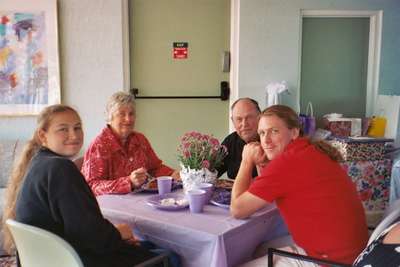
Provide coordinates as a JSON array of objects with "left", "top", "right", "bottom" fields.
[{"left": 130, "top": 81, "right": 230, "bottom": 101}]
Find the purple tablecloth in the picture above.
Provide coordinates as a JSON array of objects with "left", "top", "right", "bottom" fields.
[{"left": 97, "top": 190, "right": 287, "bottom": 267}]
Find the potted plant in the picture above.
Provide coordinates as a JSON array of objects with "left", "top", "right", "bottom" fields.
[{"left": 177, "top": 131, "right": 227, "bottom": 192}]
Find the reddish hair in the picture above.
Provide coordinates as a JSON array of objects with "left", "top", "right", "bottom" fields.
[{"left": 261, "top": 105, "right": 342, "bottom": 162}]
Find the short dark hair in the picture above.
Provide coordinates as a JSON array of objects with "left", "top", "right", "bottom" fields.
[{"left": 231, "top": 98, "right": 261, "bottom": 113}]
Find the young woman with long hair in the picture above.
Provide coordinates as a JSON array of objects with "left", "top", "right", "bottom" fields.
[
  {"left": 2, "top": 104, "right": 157, "bottom": 267},
  {"left": 231, "top": 104, "right": 368, "bottom": 266}
]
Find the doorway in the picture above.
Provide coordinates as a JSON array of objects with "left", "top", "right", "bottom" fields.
[
  {"left": 299, "top": 10, "right": 382, "bottom": 120},
  {"left": 300, "top": 17, "right": 369, "bottom": 119},
  {"left": 128, "top": 0, "right": 230, "bottom": 168}
]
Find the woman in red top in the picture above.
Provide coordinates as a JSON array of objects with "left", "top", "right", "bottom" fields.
[
  {"left": 82, "top": 92, "right": 179, "bottom": 196},
  {"left": 231, "top": 105, "right": 368, "bottom": 266}
]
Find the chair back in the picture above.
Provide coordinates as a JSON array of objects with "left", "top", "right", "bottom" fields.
[
  {"left": 383, "top": 198, "right": 400, "bottom": 218},
  {"left": 368, "top": 201, "right": 400, "bottom": 245},
  {"left": 6, "top": 219, "right": 84, "bottom": 267}
]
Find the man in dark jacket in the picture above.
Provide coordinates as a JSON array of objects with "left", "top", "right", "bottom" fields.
[{"left": 217, "top": 98, "right": 261, "bottom": 179}]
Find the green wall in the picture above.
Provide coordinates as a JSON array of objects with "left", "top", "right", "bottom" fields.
[
  {"left": 300, "top": 18, "right": 369, "bottom": 119},
  {"left": 130, "top": 0, "right": 230, "bottom": 169}
]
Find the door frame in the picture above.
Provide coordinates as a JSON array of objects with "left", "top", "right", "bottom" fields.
[
  {"left": 229, "top": 0, "right": 240, "bottom": 132},
  {"left": 121, "top": 0, "right": 130, "bottom": 91},
  {"left": 299, "top": 10, "right": 383, "bottom": 117}
]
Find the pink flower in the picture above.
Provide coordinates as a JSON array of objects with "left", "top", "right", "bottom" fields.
[
  {"left": 210, "top": 137, "right": 219, "bottom": 146},
  {"left": 202, "top": 160, "right": 210, "bottom": 169},
  {"left": 177, "top": 131, "right": 227, "bottom": 171},
  {"left": 184, "top": 150, "right": 190, "bottom": 159},
  {"left": 189, "top": 131, "right": 201, "bottom": 138}
]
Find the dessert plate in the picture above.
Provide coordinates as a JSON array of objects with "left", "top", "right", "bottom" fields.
[
  {"left": 146, "top": 193, "right": 189, "bottom": 211},
  {"left": 215, "top": 179, "right": 234, "bottom": 191},
  {"left": 210, "top": 189, "right": 231, "bottom": 209}
]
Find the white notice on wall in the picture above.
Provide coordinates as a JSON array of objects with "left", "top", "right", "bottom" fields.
[{"left": 374, "top": 95, "right": 400, "bottom": 140}]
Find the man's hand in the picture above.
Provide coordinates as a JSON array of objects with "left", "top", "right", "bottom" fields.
[{"left": 171, "top": 170, "right": 181, "bottom": 181}]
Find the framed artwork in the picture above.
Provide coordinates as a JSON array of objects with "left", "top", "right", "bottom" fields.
[{"left": 0, "top": 0, "right": 60, "bottom": 116}]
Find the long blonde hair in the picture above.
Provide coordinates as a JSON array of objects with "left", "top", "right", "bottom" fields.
[
  {"left": 262, "top": 105, "right": 342, "bottom": 162},
  {"left": 2, "top": 104, "right": 79, "bottom": 253}
]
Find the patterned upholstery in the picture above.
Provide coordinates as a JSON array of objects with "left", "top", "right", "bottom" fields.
[
  {"left": 0, "top": 140, "right": 18, "bottom": 188},
  {"left": 0, "top": 139, "right": 26, "bottom": 256}
]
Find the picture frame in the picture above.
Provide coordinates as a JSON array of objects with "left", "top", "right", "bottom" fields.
[{"left": 0, "top": 0, "right": 60, "bottom": 116}]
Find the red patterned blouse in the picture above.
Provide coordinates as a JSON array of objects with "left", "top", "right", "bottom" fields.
[{"left": 82, "top": 126, "right": 174, "bottom": 196}]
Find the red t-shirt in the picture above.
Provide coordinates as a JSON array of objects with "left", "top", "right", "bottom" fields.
[
  {"left": 82, "top": 126, "right": 173, "bottom": 196},
  {"left": 248, "top": 138, "right": 368, "bottom": 264}
]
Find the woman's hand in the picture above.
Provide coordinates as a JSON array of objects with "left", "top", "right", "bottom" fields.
[
  {"left": 115, "top": 223, "right": 133, "bottom": 240},
  {"left": 171, "top": 170, "right": 181, "bottom": 181},
  {"left": 129, "top": 167, "right": 147, "bottom": 189},
  {"left": 115, "top": 224, "right": 140, "bottom": 245},
  {"left": 242, "top": 142, "right": 267, "bottom": 167}
]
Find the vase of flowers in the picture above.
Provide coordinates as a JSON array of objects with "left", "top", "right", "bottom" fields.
[{"left": 177, "top": 131, "right": 227, "bottom": 193}]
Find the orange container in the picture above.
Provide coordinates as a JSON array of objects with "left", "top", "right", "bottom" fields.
[{"left": 367, "top": 116, "right": 386, "bottom": 138}]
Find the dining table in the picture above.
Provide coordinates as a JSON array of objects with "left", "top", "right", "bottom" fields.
[{"left": 97, "top": 190, "right": 288, "bottom": 267}]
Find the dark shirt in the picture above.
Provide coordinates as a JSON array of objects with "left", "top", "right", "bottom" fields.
[
  {"left": 353, "top": 218, "right": 400, "bottom": 267},
  {"left": 216, "top": 132, "right": 258, "bottom": 179},
  {"left": 16, "top": 148, "right": 155, "bottom": 267}
]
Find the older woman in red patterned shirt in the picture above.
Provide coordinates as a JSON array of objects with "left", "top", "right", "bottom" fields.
[{"left": 82, "top": 91, "right": 179, "bottom": 196}]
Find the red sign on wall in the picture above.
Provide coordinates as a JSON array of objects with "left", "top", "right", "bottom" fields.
[{"left": 173, "top": 42, "right": 188, "bottom": 59}]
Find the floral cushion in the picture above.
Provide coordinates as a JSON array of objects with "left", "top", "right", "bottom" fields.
[
  {"left": 341, "top": 159, "right": 392, "bottom": 211},
  {"left": 329, "top": 138, "right": 386, "bottom": 161}
]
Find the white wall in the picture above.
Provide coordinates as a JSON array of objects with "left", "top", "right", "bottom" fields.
[
  {"left": 375, "top": 95, "right": 400, "bottom": 140},
  {"left": 0, "top": 0, "right": 125, "bottom": 150},
  {"left": 238, "top": 0, "right": 301, "bottom": 111},
  {"left": 59, "top": 0, "right": 126, "bottom": 149}
]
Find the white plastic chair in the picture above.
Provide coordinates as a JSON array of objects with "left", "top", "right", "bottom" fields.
[
  {"left": 368, "top": 199, "right": 400, "bottom": 244},
  {"left": 6, "top": 219, "right": 84, "bottom": 267}
]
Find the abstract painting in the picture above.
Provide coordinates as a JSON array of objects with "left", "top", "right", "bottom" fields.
[{"left": 0, "top": 0, "right": 59, "bottom": 115}]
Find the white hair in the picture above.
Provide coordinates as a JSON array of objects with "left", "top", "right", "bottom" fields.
[{"left": 105, "top": 91, "right": 135, "bottom": 122}]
